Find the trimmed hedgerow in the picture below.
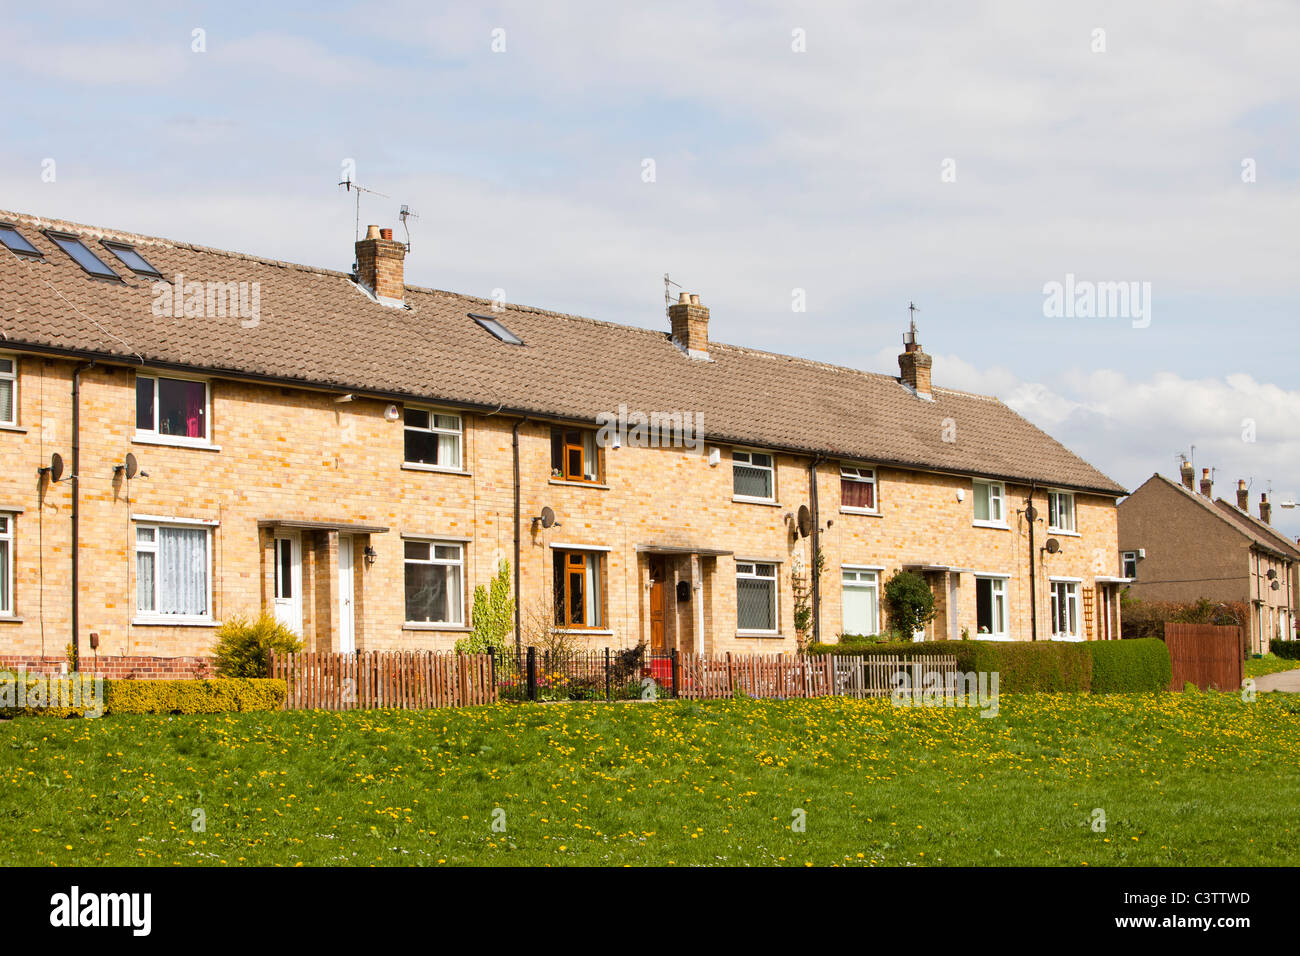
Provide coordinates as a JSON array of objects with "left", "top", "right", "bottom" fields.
[
  {"left": 806, "top": 639, "right": 1093, "bottom": 693},
  {"left": 1085, "top": 639, "right": 1171, "bottom": 693},
  {"left": 1270, "top": 641, "right": 1300, "bottom": 661},
  {"left": 0, "top": 675, "right": 286, "bottom": 718}
]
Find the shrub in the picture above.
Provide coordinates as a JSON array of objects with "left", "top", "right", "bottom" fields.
[
  {"left": 1120, "top": 596, "right": 1249, "bottom": 640},
  {"left": 1271, "top": 641, "right": 1300, "bottom": 661},
  {"left": 1086, "top": 638, "right": 1172, "bottom": 693},
  {"left": 213, "top": 612, "right": 303, "bottom": 678},
  {"left": 806, "top": 639, "right": 1092, "bottom": 693},
  {"left": 105, "top": 678, "right": 286, "bottom": 714},
  {"left": 882, "top": 571, "right": 935, "bottom": 639},
  {"left": 457, "top": 560, "right": 515, "bottom": 655}
]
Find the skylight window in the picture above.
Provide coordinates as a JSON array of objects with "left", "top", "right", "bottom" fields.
[
  {"left": 102, "top": 241, "right": 161, "bottom": 278},
  {"left": 469, "top": 312, "right": 523, "bottom": 346},
  {"left": 0, "top": 224, "right": 41, "bottom": 259},
  {"left": 45, "top": 232, "right": 121, "bottom": 280}
]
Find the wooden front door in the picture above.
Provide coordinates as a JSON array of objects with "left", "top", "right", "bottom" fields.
[{"left": 649, "top": 558, "right": 667, "bottom": 652}]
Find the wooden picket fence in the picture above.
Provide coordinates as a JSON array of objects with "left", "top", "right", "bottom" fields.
[
  {"left": 674, "top": 653, "right": 959, "bottom": 700},
  {"left": 269, "top": 651, "right": 497, "bottom": 710}
]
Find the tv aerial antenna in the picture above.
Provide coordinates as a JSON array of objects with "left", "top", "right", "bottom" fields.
[
  {"left": 399, "top": 204, "right": 419, "bottom": 253},
  {"left": 664, "top": 273, "right": 683, "bottom": 318},
  {"left": 338, "top": 176, "right": 390, "bottom": 242}
]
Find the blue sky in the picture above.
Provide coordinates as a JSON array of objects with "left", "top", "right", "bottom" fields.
[{"left": 4, "top": 1, "right": 1299, "bottom": 535}]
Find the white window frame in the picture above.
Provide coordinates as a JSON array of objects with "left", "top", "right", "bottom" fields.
[
  {"left": 1121, "top": 551, "right": 1138, "bottom": 579},
  {"left": 972, "top": 479, "right": 1006, "bottom": 528},
  {"left": 733, "top": 449, "right": 776, "bottom": 503},
  {"left": 736, "top": 560, "right": 779, "bottom": 634},
  {"left": 0, "top": 512, "right": 14, "bottom": 616},
  {"left": 134, "top": 371, "right": 212, "bottom": 448},
  {"left": 1048, "top": 490, "right": 1077, "bottom": 534},
  {"left": 839, "top": 464, "right": 878, "bottom": 514},
  {"left": 841, "top": 566, "right": 880, "bottom": 637},
  {"left": 403, "top": 406, "right": 464, "bottom": 472},
  {"left": 1049, "top": 579, "right": 1081, "bottom": 641},
  {"left": 403, "top": 538, "right": 466, "bottom": 626},
  {"left": 133, "top": 520, "right": 215, "bottom": 625},
  {"left": 974, "top": 574, "right": 1010, "bottom": 639},
  {"left": 0, "top": 354, "right": 16, "bottom": 427}
]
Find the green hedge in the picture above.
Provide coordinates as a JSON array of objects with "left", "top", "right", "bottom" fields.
[
  {"left": 1271, "top": 641, "right": 1300, "bottom": 661},
  {"left": 808, "top": 638, "right": 1172, "bottom": 695},
  {"left": 0, "top": 675, "right": 286, "bottom": 718},
  {"left": 1085, "top": 638, "right": 1171, "bottom": 693}
]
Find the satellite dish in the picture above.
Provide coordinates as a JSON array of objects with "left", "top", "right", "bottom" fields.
[
  {"left": 1025, "top": 505, "right": 1039, "bottom": 522},
  {"left": 124, "top": 453, "right": 139, "bottom": 480},
  {"left": 1267, "top": 568, "right": 1278, "bottom": 581},
  {"left": 539, "top": 506, "right": 556, "bottom": 529},
  {"left": 1044, "top": 537, "right": 1061, "bottom": 554},
  {"left": 797, "top": 505, "right": 812, "bottom": 538},
  {"left": 48, "top": 453, "right": 64, "bottom": 482},
  {"left": 1272, "top": 580, "right": 1281, "bottom": 591}
]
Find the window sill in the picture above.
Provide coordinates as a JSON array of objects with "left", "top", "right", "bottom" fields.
[
  {"left": 0, "top": 616, "right": 24, "bottom": 623},
  {"left": 972, "top": 521, "right": 1009, "bottom": 530},
  {"left": 549, "top": 479, "right": 609, "bottom": 490},
  {"left": 403, "top": 623, "right": 471, "bottom": 632},
  {"left": 132, "top": 617, "right": 217, "bottom": 627},
  {"left": 736, "top": 631, "right": 785, "bottom": 639},
  {"left": 133, "top": 435, "right": 221, "bottom": 452},
  {"left": 1048, "top": 529, "right": 1081, "bottom": 537},
  {"left": 0, "top": 424, "right": 27, "bottom": 434},
  {"left": 552, "top": 628, "right": 614, "bottom": 636},
  {"left": 402, "top": 463, "right": 470, "bottom": 476},
  {"left": 732, "top": 496, "right": 780, "bottom": 507},
  {"left": 1050, "top": 635, "right": 1083, "bottom": 643},
  {"left": 840, "top": 507, "right": 881, "bottom": 517},
  {"left": 973, "top": 634, "right": 1014, "bottom": 642}
]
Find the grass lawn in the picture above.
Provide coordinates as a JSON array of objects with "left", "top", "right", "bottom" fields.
[
  {"left": 1245, "top": 654, "right": 1300, "bottom": 679},
  {"left": 2, "top": 691, "right": 1299, "bottom": 867}
]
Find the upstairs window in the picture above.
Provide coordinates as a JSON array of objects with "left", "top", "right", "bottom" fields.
[
  {"left": 972, "top": 480, "right": 1005, "bottom": 526},
  {"left": 404, "top": 408, "right": 463, "bottom": 470},
  {"left": 0, "top": 224, "right": 41, "bottom": 259},
  {"left": 0, "top": 355, "right": 15, "bottom": 426},
  {"left": 733, "top": 450, "right": 775, "bottom": 501},
  {"left": 550, "top": 427, "right": 600, "bottom": 483},
  {"left": 840, "top": 464, "right": 877, "bottom": 512},
  {"left": 136, "top": 373, "right": 209, "bottom": 444},
  {"left": 553, "top": 550, "right": 603, "bottom": 628},
  {"left": 1048, "top": 491, "right": 1076, "bottom": 533},
  {"left": 45, "top": 232, "right": 121, "bottom": 280},
  {"left": 102, "top": 241, "right": 162, "bottom": 279}
]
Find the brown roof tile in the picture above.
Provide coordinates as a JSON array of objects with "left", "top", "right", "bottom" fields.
[{"left": 0, "top": 209, "right": 1125, "bottom": 495}]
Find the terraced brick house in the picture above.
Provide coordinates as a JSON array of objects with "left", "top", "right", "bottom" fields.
[
  {"left": 1119, "top": 465, "right": 1299, "bottom": 654},
  {"left": 0, "top": 209, "right": 1127, "bottom": 674}
]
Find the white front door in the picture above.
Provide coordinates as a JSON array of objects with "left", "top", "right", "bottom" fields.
[
  {"left": 273, "top": 533, "right": 302, "bottom": 637},
  {"left": 338, "top": 535, "right": 355, "bottom": 653}
]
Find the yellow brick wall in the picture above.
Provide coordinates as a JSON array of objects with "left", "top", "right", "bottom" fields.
[{"left": 0, "top": 353, "right": 1124, "bottom": 658}]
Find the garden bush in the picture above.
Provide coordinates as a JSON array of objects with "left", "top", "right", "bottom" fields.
[
  {"left": 213, "top": 611, "right": 303, "bottom": 677},
  {"left": 806, "top": 639, "right": 1093, "bottom": 693},
  {"left": 1270, "top": 641, "right": 1300, "bottom": 661},
  {"left": 1, "top": 675, "right": 285, "bottom": 717},
  {"left": 1085, "top": 638, "right": 1171, "bottom": 693},
  {"left": 1120, "top": 596, "right": 1249, "bottom": 640}
]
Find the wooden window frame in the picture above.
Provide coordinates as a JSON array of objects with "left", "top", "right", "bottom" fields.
[
  {"left": 550, "top": 427, "right": 601, "bottom": 484},
  {"left": 552, "top": 549, "right": 604, "bottom": 628}
]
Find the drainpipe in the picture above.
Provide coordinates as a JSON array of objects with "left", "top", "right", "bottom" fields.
[
  {"left": 512, "top": 417, "right": 525, "bottom": 649},
  {"left": 71, "top": 361, "right": 95, "bottom": 667},
  {"left": 1026, "top": 482, "right": 1038, "bottom": 641},
  {"left": 808, "top": 455, "right": 823, "bottom": 644}
]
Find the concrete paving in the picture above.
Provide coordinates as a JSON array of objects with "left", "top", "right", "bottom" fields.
[{"left": 1253, "top": 669, "right": 1300, "bottom": 693}]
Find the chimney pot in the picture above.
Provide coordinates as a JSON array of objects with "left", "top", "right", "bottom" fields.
[
  {"left": 1199, "top": 468, "right": 1213, "bottom": 498},
  {"left": 1260, "top": 492, "right": 1272, "bottom": 524},
  {"left": 668, "top": 293, "right": 709, "bottom": 359},
  {"left": 1179, "top": 460, "right": 1194, "bottom": 490},
  {"left": 380, "top": 228, "right": 393, "bottom": 241},
  {"left": 365, "top": 224, "right": 381, "bottom": 240}
]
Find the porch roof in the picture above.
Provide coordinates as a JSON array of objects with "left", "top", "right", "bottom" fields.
[
  {"left": 635, "top": 544, "right": 733, "bottom": 557},
  {"left": 257, "top": 518, "right": 391, "bottom": 534}
]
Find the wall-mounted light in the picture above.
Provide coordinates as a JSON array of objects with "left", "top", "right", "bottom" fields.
[
  {"left": 707, "top": 447, "right": 721, "bottom": 467},
  {"left": 364, "top": 545, "right": 378, "bottom": 567}
]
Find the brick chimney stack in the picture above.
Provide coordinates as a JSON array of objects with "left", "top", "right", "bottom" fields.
[
  {"left": 668, "top": 292, "right": 710, "bottom": 360},
  {"left": 1199, "top": 468, "right": 1213, "bottom": 498},
  {"left": 1237, "top": 479, "right": 1249, "bottom": 511},
  {"left": 355, "top": 224, "right": 406, "bottom": 303},
  {"left": 1260, "top": 492, "right": 1272, "bottom": 525},
  {"left": 898, "top": 332, "right": 933, "bottom": 399},
  {"left": 1179, "top": 460, "right": 1195, "bottom": 490}
]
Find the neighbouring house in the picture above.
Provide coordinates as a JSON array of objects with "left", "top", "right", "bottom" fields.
[
  {"left": 1118, "top": 465, "right": 1300, "bottom": 654},
  {"left": 0, "top": 208, "right": 1128, "bottom": 673}
]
